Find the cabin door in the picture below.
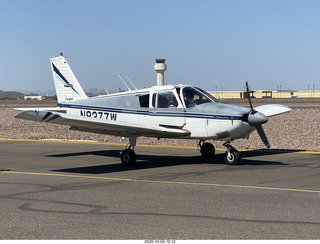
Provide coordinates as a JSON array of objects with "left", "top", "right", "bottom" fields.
[{"left": 149, "top": 90, "right": 186, "bottom": 129}]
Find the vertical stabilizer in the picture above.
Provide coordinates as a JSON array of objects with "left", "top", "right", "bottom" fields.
[{"left": 50, "top": 54, "right": 88, "bottom": 103}]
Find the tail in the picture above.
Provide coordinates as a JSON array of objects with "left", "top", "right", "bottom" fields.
[{"left": 50, "top": 53, "right": 88, "bottom": 103}]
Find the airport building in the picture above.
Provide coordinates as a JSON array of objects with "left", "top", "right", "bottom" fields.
[
  {"left": 209, "top": 90, "right": 320, "bottom": 99},
  {"left": 24, "top": 95, "right": 43, "bottom": 100}
]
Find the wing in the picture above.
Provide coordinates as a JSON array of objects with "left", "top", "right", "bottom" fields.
[
  {"left": 254, "top": 104, "right": 291, "bottom": 117},
  {"left": 15, "top": 109, "right": 190, "bottom": 138}
]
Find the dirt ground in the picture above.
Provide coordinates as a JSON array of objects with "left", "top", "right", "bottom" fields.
[{"left": 1, "top": 98, "right": 319, "bottom": 151}]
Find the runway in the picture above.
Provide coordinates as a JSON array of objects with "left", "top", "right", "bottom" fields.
[{"left": 1, "top": 139, "right": 320, "bottom": 239}]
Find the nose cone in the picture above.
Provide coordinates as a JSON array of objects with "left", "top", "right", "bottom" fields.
[{"left": 247, "top": 111, "right": 268, "bottom": 126}]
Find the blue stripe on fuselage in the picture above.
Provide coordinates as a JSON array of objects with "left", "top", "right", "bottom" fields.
[{"left": 57, "top": 103, "right": 243, "bottom": 120}]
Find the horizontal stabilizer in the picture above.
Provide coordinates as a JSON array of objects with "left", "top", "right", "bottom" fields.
[
  {"left": 254, "top": 104, "right": 291, "bottom": 117},
  {"left": 15, "top": 107, "right": 67, "bottom": 113}
]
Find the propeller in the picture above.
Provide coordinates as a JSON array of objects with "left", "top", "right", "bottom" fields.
[{"left": 245, "top": 82, "right": 270, "bottom": 149}]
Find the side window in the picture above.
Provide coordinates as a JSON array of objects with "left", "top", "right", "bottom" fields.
[
  {"left": 139, "top": 94, "right": 149, "bottom": 108},
  {"left": 157, "top": 92, "right": 178, "bottom": 108},
  {"left": 183, "top": 87, "right": 197, "bottom": 108}
]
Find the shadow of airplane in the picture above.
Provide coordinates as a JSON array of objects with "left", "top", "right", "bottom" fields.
[
  {"left": 47, "top": 149, "right": 121, "bottom": 158},
  {"left": 49, "top": 148, "right": 300, "bottom": 174},
  {"left": 240, "top": 148, "right": 305, "bottom": 158}
]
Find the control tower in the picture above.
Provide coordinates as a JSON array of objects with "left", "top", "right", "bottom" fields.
[{"left": 154, "top": 59, "right": 167, "bottom": 86}]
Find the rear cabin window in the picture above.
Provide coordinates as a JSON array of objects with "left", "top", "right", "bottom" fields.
[
  {"left": 139, "top": 94, "right": 149, "bottom": 108},
  {"left": 157, "top": 91, "right": 178, "bottom": 108}
]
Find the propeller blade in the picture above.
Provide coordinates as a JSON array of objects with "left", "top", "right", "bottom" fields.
[
  {"left": 256, "top": 125, "right": 270, "bottom": 149},
  {"left": 245, "top": 81, "right": 270, "bottom": 149},
  {"left": 246, "top": 81, "right": 254, "bottom": 111}
]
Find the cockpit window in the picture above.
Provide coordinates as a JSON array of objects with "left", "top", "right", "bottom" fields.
[{"left": 182, "top": 87, "right": 218, "bottom": 108}]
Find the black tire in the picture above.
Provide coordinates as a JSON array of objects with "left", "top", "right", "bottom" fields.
[
  {"left": 200, "top": 142, "right": 215, "bottom": 159},
  {"left": 121, "top": 149, "right": 136, "bottom": 167},
  {"left": 224, "top": 148, "right": 240, "bottom": 165}
]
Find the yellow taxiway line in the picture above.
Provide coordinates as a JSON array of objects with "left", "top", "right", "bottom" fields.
[
  {"left": 2, "top": 170, "right": 320, "bottom": 194},
  {"left": 1, "top": 137, "right": 320, "bottom": 154},
  {"left": 0, "top": 137, "right": 217, "bottom": 150}
]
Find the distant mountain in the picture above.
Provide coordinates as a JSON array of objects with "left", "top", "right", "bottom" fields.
[
  {"left": 0, "top": 90, "right": 25, "bottom": 99},
  {"left": 16, "top": 89, "right": 56, "bottom": 96}
]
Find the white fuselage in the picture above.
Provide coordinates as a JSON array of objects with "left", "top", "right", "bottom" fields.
[{"left": 57, "top": 85, "right": 254, "bottom": 141}]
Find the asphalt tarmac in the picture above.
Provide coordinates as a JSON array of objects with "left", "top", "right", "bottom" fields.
[{"left": 1, "top": 139, "right": 320, "bottom": 240}]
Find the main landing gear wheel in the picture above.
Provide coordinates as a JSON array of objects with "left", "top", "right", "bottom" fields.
[
  {"left": 121, "top": 149, "right": 136, "bottom": 167},
  {"left": 224, "top": 147, "right": 240, "bottom": 165},
  {"left": 121, "top": 136, "right": 137, "bottom": 167},
  {"left": 198, "top": 141, "right": 215, "bottom": 159}
]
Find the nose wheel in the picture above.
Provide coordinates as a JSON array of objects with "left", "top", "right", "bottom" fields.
[{"left": 223, "top": 141, "right": 240, "bottom": 165}]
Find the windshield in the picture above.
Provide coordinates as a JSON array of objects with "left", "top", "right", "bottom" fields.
[
  {"left": 182, "top": 86, "right": 219, "bottom": 108},
  {"left": 195, "top": 87, "right": 220, "bottom": 103}
]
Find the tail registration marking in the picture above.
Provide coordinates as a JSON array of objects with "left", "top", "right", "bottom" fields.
[{"left": 80, "top": 110, "right": 117, "bottom": 121}]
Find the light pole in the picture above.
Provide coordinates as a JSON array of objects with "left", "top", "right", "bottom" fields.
[{"left": 313, "top": 84, "right": 315, "bottom": 97}]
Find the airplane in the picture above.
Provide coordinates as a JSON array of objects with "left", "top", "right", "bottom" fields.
[{"left": 15, "top": 53, "right": 291, "bottom": 166}]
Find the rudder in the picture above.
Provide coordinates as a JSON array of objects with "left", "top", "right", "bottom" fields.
[{"left": 50, "top": 53, "right": 88, "bottom": 103}]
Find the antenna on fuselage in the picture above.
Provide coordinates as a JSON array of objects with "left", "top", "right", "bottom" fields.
[
  {"left": 126, "top": 76, "right": 138, "bottom": 90},
  {"left": 117, "top": 74, "right": 131, "bottom": 91}
]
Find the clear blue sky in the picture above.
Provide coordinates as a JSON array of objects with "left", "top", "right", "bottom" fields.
[{"left": 1, "top": 0, "right": 320, "bottom": 93}]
